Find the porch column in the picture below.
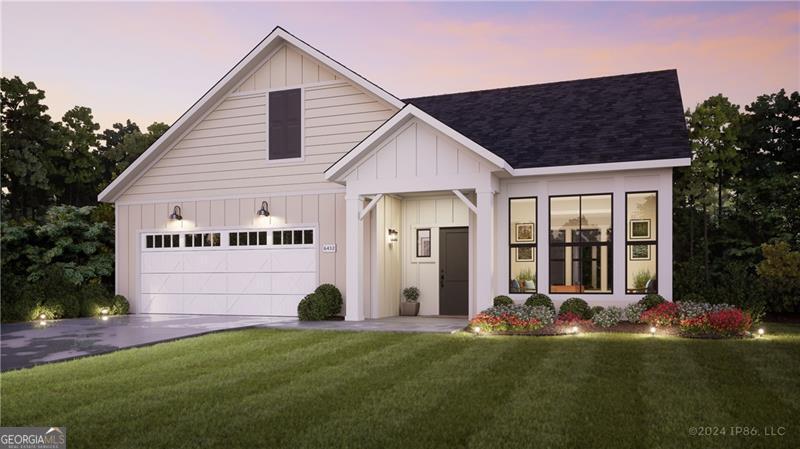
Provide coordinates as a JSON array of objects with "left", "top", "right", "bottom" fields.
[
  {"left": 345, "top": 195, "right": 365, "bottom": 321},
  {"left": 475, "top": 189, "right": 495, "bottom": 313}
]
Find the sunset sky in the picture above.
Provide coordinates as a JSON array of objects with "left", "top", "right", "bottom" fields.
[{"left": 2, "top": 1, "right": 798, "bottom": 129}]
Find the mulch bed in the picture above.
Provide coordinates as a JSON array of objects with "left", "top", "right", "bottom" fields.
[{"left": 468, "top": 323, "right": 749, "bottom": 339}]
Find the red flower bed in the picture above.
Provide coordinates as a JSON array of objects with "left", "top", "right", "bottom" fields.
[
  {"left": 640, "top": 302, "right": 679, "bottom": 326},
  {"left": 470, "top": 311, "right": 541, "bottom": 333},
  {"left": 680, "top": 308, "right": 752, "bottom": 337},
  {"left": 554, "top": 311, "right": 592, "bottom": 332}
]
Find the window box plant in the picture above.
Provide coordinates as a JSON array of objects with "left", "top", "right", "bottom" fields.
[{"left": 400, "top": 286, "right": 420, "bottom": 316}]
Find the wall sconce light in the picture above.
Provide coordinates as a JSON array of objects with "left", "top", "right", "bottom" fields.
[
  {"left": 169, "top": 205, "right": 183, "bottom": 221},
  {"left": 257, "top": 201, "right": 270, "bottom": 217},
  {"left": 387, "top": 229, "right": 399, "bottom": 243}
]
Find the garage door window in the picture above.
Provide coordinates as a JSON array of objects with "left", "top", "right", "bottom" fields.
[
  {"left": 185, "top": 233, "right": 220, "bottom": 248},
  {"left": 230, "top": 231, "right": 269, "bottom": 247},
  {"left": 145, "top": 234, "right": 181, "bottom": 249}
]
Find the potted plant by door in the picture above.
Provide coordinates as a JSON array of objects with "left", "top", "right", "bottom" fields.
[{"left": 400, "top": 287, "right": 421, "bottom": 316}]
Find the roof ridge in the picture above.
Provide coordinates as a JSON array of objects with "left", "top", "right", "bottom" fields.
[{"left": 404, "top": 69, "right": 677, "bottom": 101}]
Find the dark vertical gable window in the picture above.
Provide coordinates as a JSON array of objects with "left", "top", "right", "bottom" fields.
[{"left": 268, "top": 88, "right": 302, "bottom": 160}]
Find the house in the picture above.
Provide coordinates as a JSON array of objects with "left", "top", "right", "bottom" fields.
[{"left": 98, "top": 27, "right": 690, "bottom": 320}]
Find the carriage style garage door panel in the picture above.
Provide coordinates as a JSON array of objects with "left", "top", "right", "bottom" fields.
[{"left": 140, "top": 229, "right": 317, "bottom": 316}]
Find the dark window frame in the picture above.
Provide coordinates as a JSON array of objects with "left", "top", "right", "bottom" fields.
[
  {"left": 416, "top": 228, "right": 432, "bottom": 258},
  {"left": 625, "top": 191, "right": 658, "bottom": 295},
  {"left": 267, "top": 88, "right": 303, "bottom": 161},
  {"left": 548, "top": 194, "right": 614, "bottom": 295},
  {"left": 508, "top": 196, "right": 538, "bottom": 294}
]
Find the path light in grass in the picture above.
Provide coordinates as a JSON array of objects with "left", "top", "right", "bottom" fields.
[
  {"left": 39, "top": 319, "right": 46, "bottom": 326},
  {"left": 650, "top": 326, "right": 657, "bottom": 336},
  {"left": 757, "top": 328, "right": 765, "bottom": 337},
  {"left": 39, "top": 313, "right": 46, "bottom": 320},
  {"left": 472, "top": 326, "right": 481, "bottom": 334},
  {"left": 100, "top": 308, "right": 110, "bottom": 321},
  {"left": 571, "top": 326, "right": 579, "bottom": 334}
]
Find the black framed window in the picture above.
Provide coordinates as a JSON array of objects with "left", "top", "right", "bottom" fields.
[
  {"left": 549, "top": 194, "right": 613, "bottom": 294},
  {"left": 268, "top": 88, "right": 301, "bottom": 160},
  {"left": 509, "top": 197, "right": 537, "bottom": 293},
  {"left": 626, "top": 192, "right": 658, "bottom": 294},
  {"left": 145, "top": 234, "right": 181, "bottom": 249}
]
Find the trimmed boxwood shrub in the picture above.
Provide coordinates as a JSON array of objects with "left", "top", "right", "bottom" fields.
[
  {"left": 111, "top": 295, "right": 130, "bottom": 315},
  {"left": 493, "top": 295, "right": 513, "bottom": 307},
  {"left": 559, "top": 297, "right": 591, "bottom": 319},
  {"left": 589, "top": 305, "right": 605, "bottom": 318},
  {"left": 525, "top": 293, "right": 554, "bottom": 311},
  {"left": 314, "top": 283, "right": 343, "bottom": 316},
  {"left": 638, "top": 294, "right": 667, "bottom": 311},
  {"left": 298, "top": 293, "right": 328, "bottom": 321}
]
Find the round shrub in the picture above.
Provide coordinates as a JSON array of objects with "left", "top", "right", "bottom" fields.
[
  {"left": 559, "top": 297, "right": 591, "bottom": 319},
  {"left": 590, "top": 305, "right": 605, "bottom": 318},
  {"left": 314, "top": 283, "right": 343, "bottom": 316},
  {"left": 638, "top": 294, "right": 667, "bottom": 311},
  {"left": 592, "top": 306, "right": 623, "bottom": 328},
  {"left": 493, "top": 295, "right": 513, "bottom": 307},
  {"left": 525, "top": 293, "right": 554, "bottom": 311},
  {"left": 298, "top": 293, "right": 328, "bottom": 321},
  {"left": 111, "top": 295, "right": 130, "bottom": 315}
]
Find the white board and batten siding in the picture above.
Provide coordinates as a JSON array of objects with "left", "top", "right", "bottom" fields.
[
  {"left": 115, "top": 43, "right": 399, "bottom": 315},
  {"left": 343, "top": 118, "right": 499, "bottom": 194}
]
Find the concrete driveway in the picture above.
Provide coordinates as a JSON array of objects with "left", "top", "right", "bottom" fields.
[{"left": 1, "top": 314, "right": 290, "bottom": 372}]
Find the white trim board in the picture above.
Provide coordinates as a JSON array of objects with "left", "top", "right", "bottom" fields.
[{"left": 98, "top": 26, "right": 403, "bottom": 203}]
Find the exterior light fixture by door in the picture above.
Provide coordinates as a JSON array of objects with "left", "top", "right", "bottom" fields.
[
  {"left": 257, "top": 201, "right": 270, "bottom": 217},
  {"left": 388, "top": 228, "right": 399, "bottom": 243},
  {"left": 169, "top": 205, "right": 183, "bottom": 221}
]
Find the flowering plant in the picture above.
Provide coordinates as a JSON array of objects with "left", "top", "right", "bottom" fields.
[
  {"left": 624, "top": 303, "right": 647, "bottom": 323},
  {"left": 592, "top": 306, "right": 623, "bottom": 328},
  {"left": 676, "top": 301, "right": 735, "bottom": 320},
  {"left": 469, "top": 305, "right": 554, "bottom": 333},
  {"left": 640, "top": 302, "right": 679, "bottom": 326},
  {"left": 680, "top": 308, "right": 752, "bottom": 337}
]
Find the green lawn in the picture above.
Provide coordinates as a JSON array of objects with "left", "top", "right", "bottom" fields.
[{"left": 2, "top": 326, "right": 799, "bottom": 449}]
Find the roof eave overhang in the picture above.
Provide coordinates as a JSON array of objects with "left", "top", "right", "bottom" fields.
[{"left": 510, "top": 157, "right": 691, "bottom": 177}]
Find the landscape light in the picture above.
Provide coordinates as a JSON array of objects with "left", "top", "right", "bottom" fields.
[
  {"left": 100, "top": 308, "right": 109, "bottom": 316},
  {"left": 472, "top": 326, "right": 481, "bottom": 334},
  {"left": 101, "top": 316, "right": 109, "bottom": 321},
  {"left": 757, "top": 328, "right": 765, "bottom": 337},
  {"left": 571, "top": 326, "right": 579, "bottom": 334},
  {"left": 650, "top": 326, "right": 656, "bottom": 335},
  {"left": 39, "top": 313, "right": 47, "bottom": 320},
  {"left": 39, "top": 320, "right": 47, "bottom": 326}
]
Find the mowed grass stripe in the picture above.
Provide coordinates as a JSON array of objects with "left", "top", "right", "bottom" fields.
[
  {"left": 168, "top": 332, "right": 449, "bottom": 449},
  {"left": 292, "top": 335, "right": 527, "bottom": 449},
  {"left": 683, "top": 341, "right": 798, "bottom": 449},
  {"left": 63, "top": 330, "right": 398, "bottom": 448},
  {"left": 0, "top": 329, "right": 323, "bottom": 424},
  {"left": 639, "top": 338, "right": 739, "bottom": 449},
  {"left": 465, "top": 336, "right": 600, "bottom": 449},
  {"left": 564, "top": 335, "right": 648, "bottom": 449},
  {"left": 736, "top": 339, "right": 800, "bottom": 415}
]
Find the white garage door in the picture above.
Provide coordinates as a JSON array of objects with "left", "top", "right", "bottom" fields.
[{"left": 139, "top": 228, "right": 317, "bottom": 316}]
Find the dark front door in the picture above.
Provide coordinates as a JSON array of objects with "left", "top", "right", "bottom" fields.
[{"left": 439, "top": 227, "right": 469, "bottom": 316}]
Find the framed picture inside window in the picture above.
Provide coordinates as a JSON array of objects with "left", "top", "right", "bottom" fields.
[
  {"left": 630, "top": 244, "right": 650, "bottom": 260},
  {"left": 515, "top": 246, "right": 535, "bottom": 262},
  {"left": 515, "top": 223, "right": 535, "bottom": 242},
  {"left": 629, "top": 219, "right": 651, "bottom": 240},
  {"left": 416, "top": 228, "right": 431, "bottom": 258}
]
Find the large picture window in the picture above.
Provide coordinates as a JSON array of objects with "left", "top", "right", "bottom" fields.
[
  {"left": 626, "top": 192, "right": 657, "bottom": 294},
  {"left": 549, "top": 194, "right": 612, "bottom": 294},
  {"left": 509, "top": 197, "right": 537, "bottom": 293}
]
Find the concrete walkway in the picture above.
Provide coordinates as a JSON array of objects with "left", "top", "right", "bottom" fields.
[
  {"left": 0, "top": 314, "right": 285, "bottom": 372},
  {"left": 258, "top": 316, "right": 468, "bottom": 333}
]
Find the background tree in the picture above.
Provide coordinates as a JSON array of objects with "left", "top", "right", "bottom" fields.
[
  {"left": 1, "top": 76, "right": 59, "bottom": 218},
  {"left": 54, "top": 106, "right": 101, "bottom": 206}
]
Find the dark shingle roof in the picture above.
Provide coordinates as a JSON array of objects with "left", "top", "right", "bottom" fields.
[{"left": 404, "top": 70, "right": 689, "bottom": 169}]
